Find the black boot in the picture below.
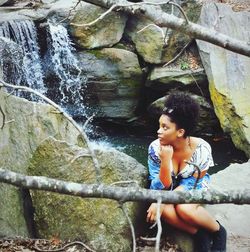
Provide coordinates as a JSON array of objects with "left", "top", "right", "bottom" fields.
[
  {"left": 193, "top": 229, "right": 212, "bottom": 252},
  {"left": 211, "top": 221, "right": 227, "bottom": 252}
]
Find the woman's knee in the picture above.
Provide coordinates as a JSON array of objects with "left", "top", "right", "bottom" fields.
[
  {"left": 161, "top": 204, "right": 176, "bottom": 221},
  {"left": 175, "top": 204, "right": 198, "bottom": 222}
]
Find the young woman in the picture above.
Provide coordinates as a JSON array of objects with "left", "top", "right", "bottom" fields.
[{"left": 146, "top": 91, "right": 227, "bottom": 252}]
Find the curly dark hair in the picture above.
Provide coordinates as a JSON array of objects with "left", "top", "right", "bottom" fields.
[{"left": 162, "top": 91, "right": 200, "bottom": 138}]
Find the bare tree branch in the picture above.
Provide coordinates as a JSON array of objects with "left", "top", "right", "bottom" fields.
[
  {"left": 70, "top": 4, "right": 119, "bottom": 27},
  {"left": 0, "top": 103, "right": 5, "bottom": 130},
  {"left": 34, "top": 241, "right": 96, "bottom": 252},
  {"left": 137, "top": 24, "right": 165, "bottom": 42},
  {"left": 155, "top": 198, "right": 162, "bottom": 252},
  {"left": 79, "top": 0, "right": 250, "bottom": 57},
  {"left": 119, "top": 203, "right": 136, "bottom": 252},
  {"left": 163, "top": 40, "right": 193, "bottom": 67},
  {"left": 168, "top": 1, "right": 189, "bottom": 23},
  {"left": 0, "top": 80, "right": 102, "bottom": 183},
  {"left": 1, "top": 168, "right": 250, "bottom": 204}
]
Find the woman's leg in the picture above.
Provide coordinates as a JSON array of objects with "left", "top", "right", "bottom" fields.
[
  {"left": 175, "top": 204, "right": 220, "bottom": 232},
  {"left": 161, "top": 204, "right": 198, "bottom": 234},
  {"left": 175, "top": 204, "right": 227, "bottom": 251}
]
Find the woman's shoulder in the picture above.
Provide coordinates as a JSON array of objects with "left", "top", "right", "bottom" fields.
[
  {"left": 149, "top": 139, "right": 160, "bottom": 149},
  {"left": 148, "top": 139, "right": 161, "bottom": 163},
  {"left": 190, "top": 137, "right": 214, "bottom": 168},
  {"left": 192, "top": 137, "right": 212, "bottom": 151}
]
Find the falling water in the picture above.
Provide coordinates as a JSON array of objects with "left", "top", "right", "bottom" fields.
[
  {"left": 0, "top": 20, "right": 46, "bottom": 97},
  {"left": 45, "top": 22, "right": 86, "bottom": 116},
  {"left": 0, "top": 19, "right": 87, "bottom": 116},
  {"left": 0, "top": 22, "right": 10, "bottom": 37}
]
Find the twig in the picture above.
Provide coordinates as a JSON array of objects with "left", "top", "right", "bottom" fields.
[
  {"left": 163, "top": 40, "right": 193, "bottom": 67},
  {"left": 70, "top": 4, "right": 118, "bottom": 27},
  {"left": 111, "top": 180, "right": 139, "bottom": 186},
  {"left": 34, "top": 241, "right": 96, "bottom": 252},
  {"left": 137, "top": 24, "right": 165, "bottom": 42},
  {"left": 70, "top": 153, "right": 92, "bottom": 164},
  {"left": 0, "top": 79, "right": 102, "bottom": 183},
  {"left": 4, "top": 119, "right": 15, "bottom": 125},
  {"left": 169, "top": 1, "right": 189, "bottom": 23},
  {"left": 140, "top": 236, "right": 156, "bottom": 241},
  {"left": 83, "top": 114, "right": 95, "bottom": 130},
  {"left": 155, "top": 198, "right": 162, "bottom": 252},
  {"left": 58, "top": 0, "right": 82, "bottom": 24},
  {"left": 0, "top": 104, "right": 5, "bottom": 129},
  {"left": 119, "top": 203, "right": 136, "bottom": 252},
  {"left": 188, "top": 69, "right": 205, "bottom": 97}
]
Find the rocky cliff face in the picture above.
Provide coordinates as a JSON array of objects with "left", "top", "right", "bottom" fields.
[{"left": 197, "top": 3, "right": 250, "bottom": 157}]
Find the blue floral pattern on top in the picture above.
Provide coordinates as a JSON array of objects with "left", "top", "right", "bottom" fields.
[{"left": 148, "top": 138, "right": 214, "bottom": 191}]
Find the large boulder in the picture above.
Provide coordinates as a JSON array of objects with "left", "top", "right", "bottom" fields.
[
  {"left": 69, "top": 2, "right": 127, "bottom": 49},
  {"left": 0, "top": 90, "right": 84, "bottom": 237},
  {"left": 206, "top": 161, "right": 250, "bottom": 252},
  {"left": 28, "top": 137, "right": 147, "bottom": 251},
  {"left": 77, "top": 48, "right": 143, "bottom": 119},
  {"left": 196, "top": 3, "right": 250, "bottom": 157}
]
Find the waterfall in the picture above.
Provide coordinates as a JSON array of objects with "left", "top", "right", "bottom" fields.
[
  {"left": 0, "top": 20, "right": 46, "bottom": 96},
  {"left": 0, "top": 19, "right": 87, "bottom": 117},
  {"left": 45, "top": 22, "right": 86, "bottom": 116}
]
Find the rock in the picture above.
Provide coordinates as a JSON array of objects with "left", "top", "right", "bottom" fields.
[
  {"left": 69, "top": 2, "right": 127, "bottom": 49},
  {"left": 196, "top": 3, "right": 250, "bottom": 157},
  {"left": 0, "top": 37, "right": 24, "bottom": 85},
  {"left": 28, "top": 137, "right": 147, "bottom": 251},
  {"left": 0, "top": 0, "right": 9, "bottom": 6},
  {"left": 76, "top": 48, "right": 143, "bottom": 119},
  {"left": 0, "top": 90, "right": 84, "bottom": 238},
  {"left": 206, "top": 161, "right": 250, "bottom": 252},
  {"left": 146, "top": 67, "right": 207, "bottom": 90},
  {"left": 125, "top": 0, "right": 202, "bottom": 64}
]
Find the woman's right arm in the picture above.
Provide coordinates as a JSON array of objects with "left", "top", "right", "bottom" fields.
[
  {"left": 158, "top": 145, "right": 173, "bottom": 189},
  {"left": 148, "top": 144, "right": 173, "bottom": 190}
]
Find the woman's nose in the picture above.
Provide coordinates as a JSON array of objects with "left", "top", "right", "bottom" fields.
[{"left": 157, "top": 128, "right": 162, "bottom": 134}]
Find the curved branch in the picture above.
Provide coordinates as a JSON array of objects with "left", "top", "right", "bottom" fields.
[
  {"left": 119, "top": 203, "right": 136, "bottom": 252},
  {"left": 169, "top": 1, "right": 189, "bottom": 23},
  {"left": 0, "top": 104, "right": 5, "bottom": 130},
  {"left": 155, "top": 198, "right": 162, "bottom": 252},
  {"left": 1, "top": 168, "right": 250, "bottom": 204},
  {"left": 34, "top": 241, "right": 96, "bottom": 252}
]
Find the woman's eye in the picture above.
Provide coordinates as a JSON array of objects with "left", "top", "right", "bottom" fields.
[{"left": 163, "top": 126, "right": 168, "bottom": 130}]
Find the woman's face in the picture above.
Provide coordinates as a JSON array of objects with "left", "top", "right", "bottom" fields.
[{"left": 157, "top": 114, "right": 183, "bottom": 145}]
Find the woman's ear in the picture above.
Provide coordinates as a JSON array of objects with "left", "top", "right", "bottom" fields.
[{"left": 177, "top": 128, "right": 185, "bottom": 138}]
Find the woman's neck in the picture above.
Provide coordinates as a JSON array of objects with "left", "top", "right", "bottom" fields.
[{"left": 173, "top": 137, "right": 192, "bottom": 152}]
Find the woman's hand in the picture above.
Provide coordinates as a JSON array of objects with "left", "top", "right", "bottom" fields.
[
  {"left": 146, "top": 203, "right": 164, "bottom": 223},
  {"left": 159, "top": 145, "right": 174, "bottom": 161}
]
